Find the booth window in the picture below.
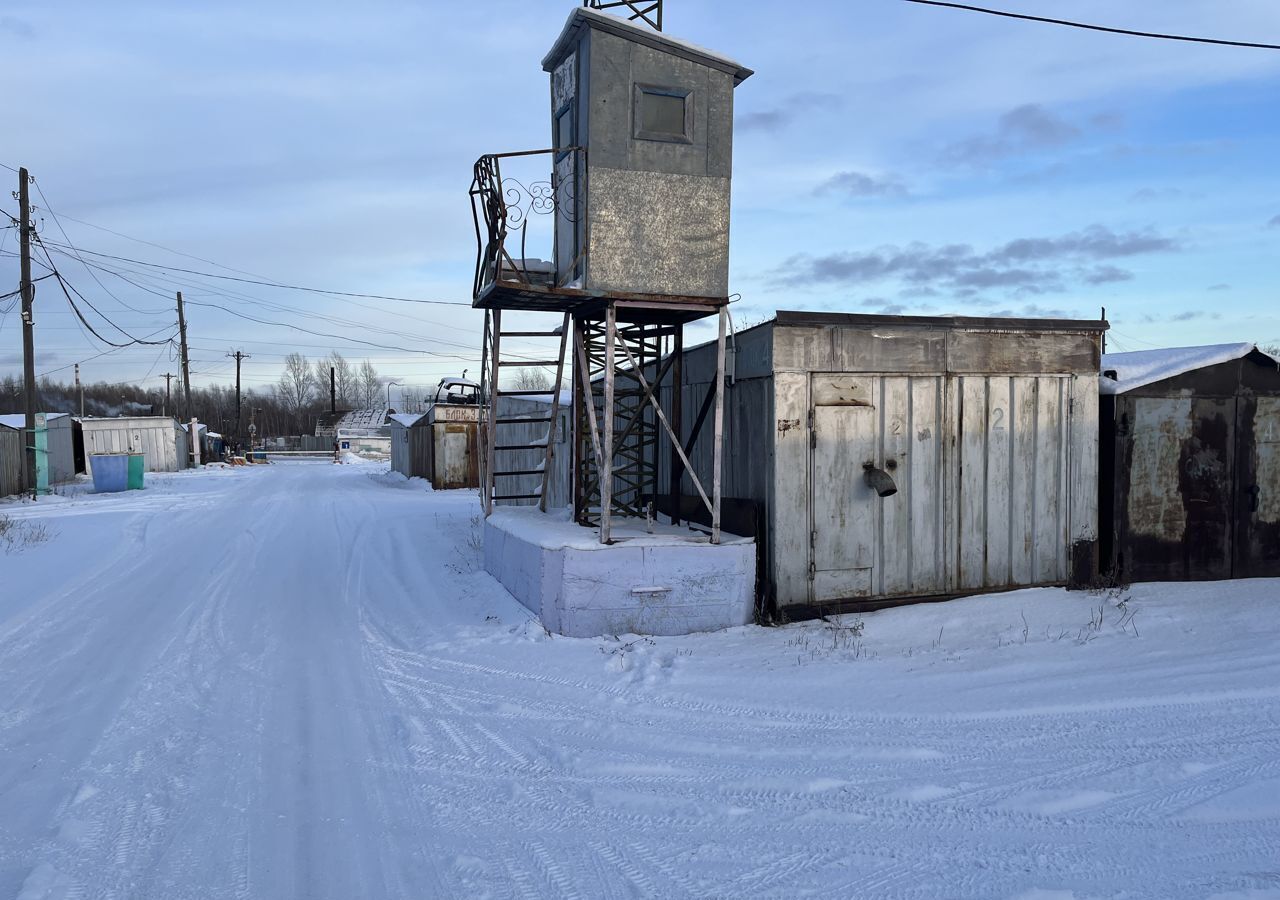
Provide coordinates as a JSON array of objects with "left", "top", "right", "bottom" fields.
[{"left": 634, "top": 85, "right": 692, "bottom": 143}]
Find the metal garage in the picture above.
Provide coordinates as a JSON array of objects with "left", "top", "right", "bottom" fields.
[
  {"left": 79, "top": 416, "right": 190, "bottom": 476},
  {"left": 1100, "top": 342, "right": 1280, "bottom": 582},
  {"left": 660, "top": 311, "right": 1108, "bottom": 615},
  {"left": 0, "top": 413, "right": 76, "bottom": 486}
]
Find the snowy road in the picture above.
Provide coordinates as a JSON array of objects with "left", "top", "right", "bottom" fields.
[{"left": 2, "top": 461, "right": 1279, "bottom": 899}]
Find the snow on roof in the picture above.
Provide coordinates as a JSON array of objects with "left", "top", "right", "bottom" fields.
[
  {"left": 1100, "top": 342, "right": 1279, "bottom": 395},
  {"left": 542, "top": 7, "right": 753, "bottom": 85},
  {"left": 0, "top": 412, "right": 70, "bottom": 429},
  {"left": 388, "top": 413, "right": 424, "bottom": 428},
  {"left": 336, "top": 407, "right": 392, "bottom": 431}
]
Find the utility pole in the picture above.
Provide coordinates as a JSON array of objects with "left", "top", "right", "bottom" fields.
[
  {"left": 17, "top": 167, "right": 37, "bottom": 496},
  {"left": 162, "top": 372, "right": 174, "bottom": 417},
  {"left": 227, "top": 350, "right": 248, "bottom": 447},
  {"left": 175, "top": 292, "right": 191, "bottom": 421},
  {"left": 75, "top": 362, "right": 84, "bottom": 418},
  {"left": 330, "top": 366, "right": 336, "bottom": 414}
]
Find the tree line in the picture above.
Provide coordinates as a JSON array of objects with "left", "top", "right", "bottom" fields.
[{"left": 0, "top": 352, "right": 447, "bottom": 439}]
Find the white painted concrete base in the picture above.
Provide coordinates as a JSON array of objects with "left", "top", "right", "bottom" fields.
[{"left": 483, "top": 508, "right": 757, "bottom": 637}]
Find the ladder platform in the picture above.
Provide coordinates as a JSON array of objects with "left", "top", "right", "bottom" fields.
[
  {"left": 494, "top": 416, "right": 552, "bottom": 425},
  {"left": 476, "top": 281, "right": 726, "bottom": 324}
]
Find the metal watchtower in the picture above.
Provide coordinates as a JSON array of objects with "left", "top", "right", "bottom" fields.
[{"left": 470, "top": 3, "right": 752, "bottom": 543}]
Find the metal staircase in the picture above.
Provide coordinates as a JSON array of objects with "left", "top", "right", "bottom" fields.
[{"left": 480, "top": 309, "right": 571, "bottom": 513}]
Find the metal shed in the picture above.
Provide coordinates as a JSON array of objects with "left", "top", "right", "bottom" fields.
[
  {"left": 0, "top": 425, "right": 21, "bottom": 497},
  {"left": 79, "top": 416, "right": 190, "bottom": 476},
  {"left": 389, "top": 413, "right": 428, "bottom": 479},
  {"left": 0, "top": 413, "right": 76, "bottom": 485},
  {"left": 422, "top": 404, "right": 482, "bottom": 490},
  {"left": 1099, "top": 342, "right": 1280, "bottom": 582},
  {"left": 657, "top": 311, "right": 1107, "bottom": 615}
]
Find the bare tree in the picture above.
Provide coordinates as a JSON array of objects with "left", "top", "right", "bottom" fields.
[
  {"left": 509, "top": 369, "right": 552, "bottom": 391},
  {"left": 358, "top": 359, "right": 381, "bottom": 408},
  {"left": 276, "top": 353, "right": 314, "bottom": 429},
  {"left": 314, "top": 352, "right": 356, "bottom": 408}
]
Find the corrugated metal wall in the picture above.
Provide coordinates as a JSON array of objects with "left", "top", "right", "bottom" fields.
[
  {"left": 390, "top": 423, "right": 416, "bottom": 477},
  {"left": 44, "top": 417, "right": 76, "bottom": 484},
  {"left": 769, "top": 319, "right": 1101, "bottom": 610},
  {"left": 80, "top": 418, "right": 189, "bottom": 475},
  {"left": 491, "top": 396, "right": 571, "bottom": 508},
  {"left": 0, "top": 429, "right": 22, "bottom": 497}
]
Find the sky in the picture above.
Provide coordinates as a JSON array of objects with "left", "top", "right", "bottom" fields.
[{"left": 2, "top": 0, "right": 1279, "bottom": 402}]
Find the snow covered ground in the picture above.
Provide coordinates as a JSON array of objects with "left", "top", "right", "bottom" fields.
[{"left": 1, "top": 460, "right": 1278, "bottom": 899}]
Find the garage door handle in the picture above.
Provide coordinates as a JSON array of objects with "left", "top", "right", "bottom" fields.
[{"left": 1246, "top": 484, "right": 1260, "bottom": 513}]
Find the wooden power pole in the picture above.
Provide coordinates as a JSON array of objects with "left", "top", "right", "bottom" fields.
[
  {"left": 176, "top": 292, "right": 191, "bottom": 420},
  {"left": 162, "top": 372, "right": 175, "bottom": 417},
  {"left": 18, "top": 167, "right": 37, "bottom": 496},
  {"left": 227, "top": 350, "right": 248, "bottom": 446},
  {"left": 75, "top": 363, "right": 84, "bottom": 417}
]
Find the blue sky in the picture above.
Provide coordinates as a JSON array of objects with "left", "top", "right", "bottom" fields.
[{"left": 2, "top": 0, "right": 1278, "bottom": 397}]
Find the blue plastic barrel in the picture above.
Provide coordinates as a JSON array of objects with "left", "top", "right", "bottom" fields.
[{"left": 90, "top": 454, "right": 130, "bottom": 493}]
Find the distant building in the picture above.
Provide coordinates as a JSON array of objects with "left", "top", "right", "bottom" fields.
[{"left": 334, "top": 407, "right": 395, "bottom": 457}]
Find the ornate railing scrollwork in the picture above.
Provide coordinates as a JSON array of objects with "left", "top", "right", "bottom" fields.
[{"left": 469, "top": 147, "right": 585, "bottom": 299}]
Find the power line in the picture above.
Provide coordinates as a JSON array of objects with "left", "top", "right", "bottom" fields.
[
  {"left": 180, "top": 297, "right": 454, "bottom": 357},
  {"left": 29, "top": 176, "right": 168, "bottom": 315},
  {"left": 899, "top": 0, "right": 1280, "bottom": 50},
  {"left": 36, "top": 238, "right": 471, "bottom": 307},
  {"left": 37, "top": 325, "right": 180, "bottom": 377},
  {"left": 33, "top": 236, "right": 176, "bottom": 347},
  {"left": 29, "top": 208, "right": 274, "bottom": 281},
  {"left": 39, "top": 245, "right": 491, "bottom": 352}
]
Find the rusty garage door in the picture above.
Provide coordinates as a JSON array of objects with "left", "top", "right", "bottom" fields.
[
  {"left": 1118, "top": 397, "right": 1235, "bottom": 581},
  {"left": 1235, "top": 396, "right": 1280, "bottom": 578}
]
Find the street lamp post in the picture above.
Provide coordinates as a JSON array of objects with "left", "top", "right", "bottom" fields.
[{"left": 386, "top": 380, "right": 402, "bottom": 409}]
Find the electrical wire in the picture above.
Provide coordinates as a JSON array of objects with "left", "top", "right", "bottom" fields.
[
  {"left": 899, "top": 0, "right": 1280, "bottom": 50},
  {"left": 37, "top": 325, "right": 180, "bottom": 377},
  {"left": 36, "top": 239, "right": 471, "bottom": 307},
  {"left": 45, "top": 246, "right": 557, "bottom": 364},
  {"left": 34, "top": 237, "right": 176, "bottom": 347},
  {"left": 30, "top": 176, "right": 172, "bottom": 315}
]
